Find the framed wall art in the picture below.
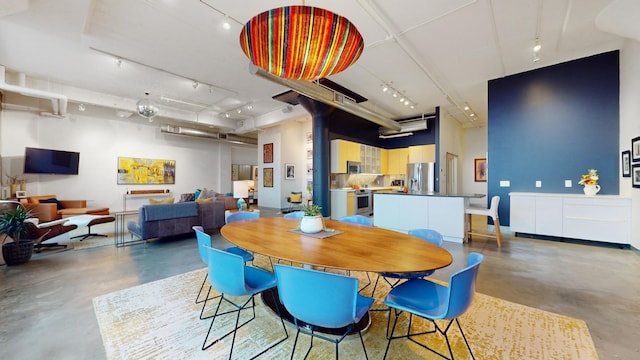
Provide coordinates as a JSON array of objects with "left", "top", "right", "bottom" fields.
[
  {"left": 633, "top": 136, "right": 640, "bottom": 162},
  {"left": 633, "top": 163, "right": 640, "bottom": 188},
  {"left": 285, "top": 163, "right": 295, "bottom": 180},
  {"left": 263, "top": 143, "right": 273, "bottom": 163},
  {"left": 622, "top": 150, "right": 631, "bottom": 177},
  {"left": 474, "top": 158, "right": 487, "bottom": 182},
  {"left": 117, "top": 157, "right": 175, "bottom": 185},
  {"left": 263, "top": 167, "right": 273, "bottom": 187}
]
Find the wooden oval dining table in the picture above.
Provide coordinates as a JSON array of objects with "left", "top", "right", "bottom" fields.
[
  {"left": 220, "top": 217, "right": 453, "bottom": 273},
  {"left": 220, "top": 216, "right": 453, "bottom": 335}
]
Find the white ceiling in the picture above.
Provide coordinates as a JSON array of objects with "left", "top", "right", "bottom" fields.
[{"left": 0, "top": 0, "right": 636, "bottom": 134}]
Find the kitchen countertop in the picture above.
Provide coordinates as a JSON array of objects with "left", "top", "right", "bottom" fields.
[
  {"left": 375, "top": 190, "right": 485, "bottom": 198},
  {"left": 330, "top": 186, "right": 397, "bottom": 192}
]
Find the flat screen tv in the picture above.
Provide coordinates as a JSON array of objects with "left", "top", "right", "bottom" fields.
[{"left": 23, "top": 147, "right": 80, "bottom": 175}]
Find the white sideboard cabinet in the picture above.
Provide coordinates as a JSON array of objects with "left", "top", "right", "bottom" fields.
[{"left": 509, "top": 192, "right": 631, "bottom": 244}]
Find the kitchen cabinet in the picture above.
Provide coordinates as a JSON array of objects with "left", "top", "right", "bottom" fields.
[
  {"left": 408, "top": 144, "right": 435, "bottom": 163},
  {"left": 360, "top": 144, "right": 381, "bottom": 173},
  {"left": 330, "top": 140, "right": 360, "bottom": 173},
  {"left": 330, "top": 190, "right": 355, "bottom": 219},
  {"left": 509, "top": 192, "right": 631, "bottom": 244},
  {"left": 387, "top": 148, "right": 409, "bottom": 175},
  {"left": 380, "top": 149, "right": 388, "bottom": 175}
]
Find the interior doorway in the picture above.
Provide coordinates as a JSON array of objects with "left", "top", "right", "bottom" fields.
[{"left": 445, "top": 152, "right": 458, "bottom": 194}]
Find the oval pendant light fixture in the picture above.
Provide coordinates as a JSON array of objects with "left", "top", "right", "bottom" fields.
[{"left": 240, "top": 5, "right": 364, "bottom": 81}]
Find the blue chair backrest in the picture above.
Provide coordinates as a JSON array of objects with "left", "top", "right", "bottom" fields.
[
  {"left": 274, "top": 264, "right": 359, "bottom": 329},
  {"left": 192, "top": 226, "right": 209, "bottom": 265},
  {"left": 338, "top": 215, "right": 373, "bottom": 226},
  {"left": 283, "top": 211, "right": 305, "bottom": 219},
  {"left": 226, "top": 211, "right": 259, "bottom": 223},
  {"left": 445, "top": 252, "right": 484, "bottom": 319},
  {"left": 408, "top": 229, "right": 444, "bottom": 247},
  {"left": 204, "top": 244, "right": 248, "bottom": 296}
]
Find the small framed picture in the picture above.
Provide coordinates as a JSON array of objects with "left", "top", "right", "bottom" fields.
[
  {"left": 15, "top": 190, "right": 27, "bottom": 198},
  {"left": 285, "top": 163, "right": 295, "bottom": 180},
  {"left": 633, "top": 164, "right": 640, "bottom": 188},
  {"left": 263, "top": 168, "right": 273, "bottom": 187},
  {"left": 622, "top": 150, "right": 631, "bottom": 177},
  {"left": 474, "top": 158, "right": 487, "bottom": 182},
  {"left": 632, "top": 136, "right": 640, "bottom": 162},
  {"left": 263, "top": 143, "right": 273, "bottom": 164}
]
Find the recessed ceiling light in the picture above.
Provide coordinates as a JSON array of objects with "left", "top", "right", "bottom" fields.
[{"left": 222, "top": 16, "right": 231, "bottom": 30}]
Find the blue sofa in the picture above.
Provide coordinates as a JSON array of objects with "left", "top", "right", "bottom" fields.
[{"left": 127, "top": 201, "right": 225, "bottom": 241}]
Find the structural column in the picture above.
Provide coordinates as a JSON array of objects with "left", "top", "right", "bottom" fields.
[{"left": 297, "top": 96, "right": 334, "bottom": 218}]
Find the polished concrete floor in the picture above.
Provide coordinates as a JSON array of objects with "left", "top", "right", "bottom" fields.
[{"left": 1, "top": 209, "right": 638, "bottom": 360}]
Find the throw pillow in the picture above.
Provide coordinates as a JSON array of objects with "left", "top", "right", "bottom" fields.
[
  {"left": 39, "top": 198, "right": 65, "bottom": 210},
  {"left": 195, "top": 197, "right": 213, "bottom": 203},
  {"left": 290, "top": 193, "right": 302, "bottom": 202},
  {"left": 179, "top": 193, "right": 195, "bottom": 202},
  {"left": 149, "top": 197, "right": 175, "bottom": 205}
]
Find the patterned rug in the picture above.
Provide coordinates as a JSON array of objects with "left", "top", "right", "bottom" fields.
[{"left": 93, "top": 257, "right": 599, "bottom": 360}]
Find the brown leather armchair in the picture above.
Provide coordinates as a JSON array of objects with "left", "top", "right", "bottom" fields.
[
  {"left": 23, "top": 220, "right": 78, "bottom": 252},
  {"left": 26, "top": 195, "right": 109, "bottom": 222}
]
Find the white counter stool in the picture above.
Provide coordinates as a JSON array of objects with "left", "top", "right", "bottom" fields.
[{"left": 465, "top": 195, "right": 502, "bottom": 247}]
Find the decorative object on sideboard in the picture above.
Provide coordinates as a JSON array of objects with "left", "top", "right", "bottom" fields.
[
  {"left": 233, "top": 180, "right": 249, "bottom": 210},
  {"left": 578, "top": 168, "right": 600, "bottom": 196}
]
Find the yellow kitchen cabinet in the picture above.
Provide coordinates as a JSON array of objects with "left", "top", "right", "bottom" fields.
[
  {"left": 408, "top": 144, "right": 436, "bottom": 163},
  {"left": 387, "top": 148, "right": 409, "bottom": 175},
  {"left": 380, "top": 149, "right": 388, "bottom": 174},
  {"left": 331, "top": 139, "right": 361, "bottom": 173}
]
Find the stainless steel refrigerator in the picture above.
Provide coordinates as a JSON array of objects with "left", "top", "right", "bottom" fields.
[{"left": 407, "top": 162, "right": 435, "bottom": 193}]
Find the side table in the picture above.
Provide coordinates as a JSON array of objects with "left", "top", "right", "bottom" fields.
[{"left": 112, "top": 210, "right": 140, "bottom": 247}]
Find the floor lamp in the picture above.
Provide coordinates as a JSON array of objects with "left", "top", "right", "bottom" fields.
[{"left": 233, "top": 181, "right": 249, "bottom": 210}]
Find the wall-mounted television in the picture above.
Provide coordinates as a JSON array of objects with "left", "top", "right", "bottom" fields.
[{"left": 23, "top": 147, "right": 80, "bottom": 175}]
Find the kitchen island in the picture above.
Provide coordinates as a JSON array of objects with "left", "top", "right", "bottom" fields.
[{"left": 373, "top": 191, "right": 485, "bottom": 243}]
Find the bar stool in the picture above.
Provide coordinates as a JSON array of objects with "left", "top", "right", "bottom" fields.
[{"left": 465, "top": 195, "right": 502, "bottom": 247}]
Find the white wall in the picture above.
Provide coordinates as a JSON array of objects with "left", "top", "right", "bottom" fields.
[
  {"left": 620, "top": 39, "right": 640, "bottom": 250},
  {"left": 438, "top": 111, "right": 464, "bottom": 193},
  {"left": 462, "top": 125, "right": 488, "bottom": 205},
  {"left": 0, "top": 110, "right": 255, "bottom": 211}
]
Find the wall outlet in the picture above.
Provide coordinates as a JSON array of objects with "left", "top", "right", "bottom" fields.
[
  {"left": 535, "top": 180, "right": 542, "bottom": 188},
  {"left": 565, "top": 180, "right": 572, "bottom": 187},
  {"left": 499, "top": 180, "right": 510, "bottom": 187}
]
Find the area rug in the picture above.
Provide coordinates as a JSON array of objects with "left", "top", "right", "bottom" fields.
[{"left": 93, "top": 259, "right": 599, "bottom": 360}]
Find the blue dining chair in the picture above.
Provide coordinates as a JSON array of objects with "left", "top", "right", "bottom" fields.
[
  {"left": 226, "top": 210, "right": 259, "bottom": 224},
  {"left": 338, "top": 214, "right": 374, "bottom": 226},
  {"left": 283, "top": 210, "right": 305, "bottom": 219},
  {"left": 371, "top": 229, "right": 444, "bottom": 298},
  {"left": 192, "top": 226, "right": 253, "bottom": 319},
  {"left": 201, "top": 245, "right": 288, "bottom": 358},
  {"left": 274, "top": 264, "right": 374, "bottom": 359},
  {"left": 383, "top": 252, "right": 485, "bottom": 360}
]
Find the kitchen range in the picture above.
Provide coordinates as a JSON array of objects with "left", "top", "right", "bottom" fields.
[{"left": 354, "top": 189, "right": 372, "bottom": 216}]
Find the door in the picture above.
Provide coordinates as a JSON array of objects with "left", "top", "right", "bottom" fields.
[{"left": 445, "top": 152, "right": 458, "bottom": 194}]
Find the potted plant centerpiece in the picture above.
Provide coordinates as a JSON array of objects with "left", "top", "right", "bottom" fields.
[
  {"left": 1, "top": 204, "right": 36, "bottom": 265},
  {"left": 299, "top": 204, "right": 324, "bottom": 234}
]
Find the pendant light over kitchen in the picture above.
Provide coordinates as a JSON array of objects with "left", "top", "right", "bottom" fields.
[{"left": 239, "top": 4, "right": 364, "bottom": 80}]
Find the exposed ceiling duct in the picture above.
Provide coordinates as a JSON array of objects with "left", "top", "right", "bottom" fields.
[
  {"left": 379, "top": 113, "right": 435, "bottom": 138},
  {"left": 249, "top": 63, "right": 402, "bottom": 131},
  {"left": 0, "top": 66, "right": 68, "bottom": 116},
  {"left": 160, "top": 124, "right": 257, "bottom": 145}
]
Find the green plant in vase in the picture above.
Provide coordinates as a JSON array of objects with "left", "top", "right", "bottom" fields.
[{"left": 1, "top": 205, "right": 36, "bottom": 265}]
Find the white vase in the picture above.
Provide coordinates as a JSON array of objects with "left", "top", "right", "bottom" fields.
[
  {"left": 583, "top": 184, "right": 600, "bottom": 196},
  {"left": 300, "top": 215, "right": 323, "bottom": 234}
]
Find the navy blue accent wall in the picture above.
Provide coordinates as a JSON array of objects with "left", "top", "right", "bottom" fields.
[{"left": 488, "top": 51, "right": 620, "bottom": 226}]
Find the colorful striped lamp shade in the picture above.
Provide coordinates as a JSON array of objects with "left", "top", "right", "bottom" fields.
[{"left": 240, "top": 6, "right": 364, "bottom": 81}]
